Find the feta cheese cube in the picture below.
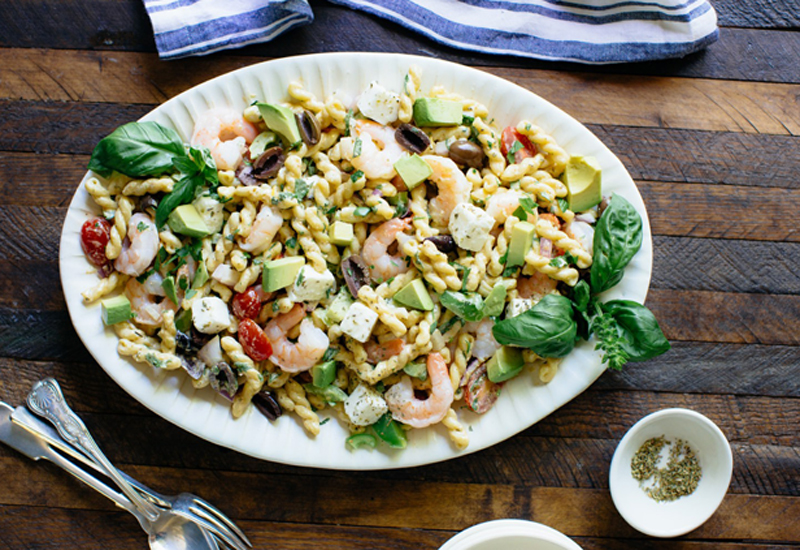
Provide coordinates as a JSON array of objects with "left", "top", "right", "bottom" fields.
[
  {"left": 506, "top": 298, "right": 533, "bottom": 319},
  {"left": 288, "top": 266, "right": 336, "bottom": 303},
  {"left": 344, "top": 383, "right": 388, "bottom": 426},
  {"left": 357, "top": 82, "right": 400, "bottom": 125},
  {"left": 192, "top": 297, "right": 232, "bottom": 334},
  {"left": 340, "top": 302, "right": 379, "bottom": 343},
  {"left": 448, "top": 203, "right": 494, "bottom": 251},
  {"left": 212, "top": 264, "right": 240, "bottom": 287}
]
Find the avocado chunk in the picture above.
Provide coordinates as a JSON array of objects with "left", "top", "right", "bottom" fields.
[
  {"left": 325, "top": 289, "right": 354, "bottom": 326},
  {"left": 192, "top": 261, "right": 209, "bottom": 289},
  {"left": 167, "top": 204, "right": 211, "bottom": 238},
  {"left": 412, "top": 98, "right": 463, "bottom": 127},
  {"left": 257, "top": 103, "right": 301, "bottom": 145},
  {"left": 482, "top": 282, "right": 508, "bottom": 318},
  {"left": 175, "top": 308, "right": 193, "bottom": 333},
  {"left": 249, "top": 130, "right": 279, "bottom": 158},
  {"left": 161, "top": 275, "right": 179, "bottom": 305},
  {"left": 392, "top": 279, "right": 434, "bottom": 311},
  {"left": 329, "top": 221, "right": 354, "bottom": 246},
  {"left": 403, "top": 361, "right": 428, "bottom": 381},
  {"left": 312, "top": 360, "right": 337, "bottom": 388},
  {"left": 486, "top": 346, "right": 525, "bottom": 383},
  {"left": 372, "top": 412, "right": 408, "bottom": 449},
  {"left": 101, "top": 295, "right": 133, "bottom": 325},
  {"left": 393, "top": 154, "right": 433, "bottom": 190},
  {"left": 262, "top": 256, "right": 305, "bottom": 292},
  {"left": 563, "top": 155, "right": 602, "bottom": 212},
  {"left": 303, "top": 384, "right": 347, "bottom": 403},
  {"left": 507, "top": 221, "right": 536, "bottom": 267}
]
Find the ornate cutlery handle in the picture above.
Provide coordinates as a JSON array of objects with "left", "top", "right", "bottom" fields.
[{"left": 27, "top": 378, "right": 161, "bottom": 521}]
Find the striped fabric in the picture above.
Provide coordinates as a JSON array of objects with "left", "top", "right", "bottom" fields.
[
  {"left": 143, "top": 0, "right": 313, "bottom": 59},
  {"left": 142, "top": 0, "right": 718, "bottom": 63},
  {"left": 326, "top": 0, "right": 719, "bottom": 64}
]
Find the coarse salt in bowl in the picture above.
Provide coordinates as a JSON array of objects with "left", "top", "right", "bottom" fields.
[{"left": 609, "top": 408, "right": 733, "bottom": 538}]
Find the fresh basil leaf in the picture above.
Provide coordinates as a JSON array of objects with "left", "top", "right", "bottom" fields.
[
  {"left": 512, "top": 205, "right": 528, "bottom": 220},
  {"left": 155, "top": 172, "right": 204, "bottom": 228},
  {"left": 590, "top": 194, "right": 643, "bottom": 294},
  {"left": 440, "top": 291, "right": 484, "bottom": 322},
  {"left": 492, "top": 294, "right": 577, "bottom": 358},
  {"left": 519, "top": 196, "right": 538, "bottom": 215},
  {"left": 506, "top": 140, "right": 523, "bottom": 164},
  {"left": 571, "top": 280, "right": 591, "bottom": 312},
  {"left": 602, "top": 300, "right": 670, "bottom": 362},
  {"left": 88, "top": 121, "right": 185, "bottom": 178}
]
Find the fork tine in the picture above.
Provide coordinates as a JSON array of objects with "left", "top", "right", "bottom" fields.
[
  {"left": 190, "top": 497, "right": 252, "bottom": 548},
  {"left": 189, "top": 503, "right": 250, "bottom": 550},
  {"left": 180, "top": 507, "right": 247, "bottom": 550}
]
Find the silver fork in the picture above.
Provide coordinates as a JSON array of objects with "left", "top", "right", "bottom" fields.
[{"left": 16, "top": 379, "right": 251, "bottom": 550}]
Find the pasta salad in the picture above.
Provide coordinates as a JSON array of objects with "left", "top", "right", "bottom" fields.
[{"left": 79, "top": 67, "right": 668, "bottom": 451}]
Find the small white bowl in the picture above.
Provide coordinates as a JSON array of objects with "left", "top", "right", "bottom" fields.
[
  {"left": 438, "top": 519, "right": 582, "bottom": 550},
  {"left": 609, "top": 408, "right": 733, "bottom": 538}
]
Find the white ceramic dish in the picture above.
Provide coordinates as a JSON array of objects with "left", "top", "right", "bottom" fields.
[
  {"left": 59, "top": 52, "right": 652, "bottom": 469},
  {"left": 439, "top": 519, "right": 582, "bottom": 550},
  {"left": 609, "top": 408, "right": 733, "bottom": 538}
]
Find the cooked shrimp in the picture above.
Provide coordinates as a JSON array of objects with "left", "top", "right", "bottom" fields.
[
  {"left": 486, "top": 189, "right": 525, "bottom": 226},
  {"left": 364, "top": 338, "right": 404, "bottom": 364},
  {"left": 351, "top": 120, "right": 405, "bottom": 180},
  {"left": 517, "top": 271, "right": 558, "bottom": 301},
  {"left": 114, "top": 213, "right": 159, "bottom": 277},
  {"left": 362, "top": 218, "right": 411, "bottom": 282},
  {"left": 124, "top": 277, "right": 177, "bottom": 328},
  {"left": 469, "top": 318, "right": 501, "bottom": 361},
  {"left": 565, "top": 220, "right": 594, "bottom": 255},
  {"left": 264, "top": 304, "right": 329, "bottom": 373},
  {"left": 385, "top": 352, "right": 454, "bottom": 429},
  {"left": 191, "top": 108, "right": 259, "bottom": 171},
  {"left": 239, "top": 205, "right": 282, "bottom": 253},
  {"left": 422, "top": 155, "right": 470, "bottom": 226}
]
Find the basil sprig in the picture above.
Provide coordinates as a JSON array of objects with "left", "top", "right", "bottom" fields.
[
  {"left": 88, "top": 121, "right": 185, "bottom": 178},
  {"left": 492, "top": 194, "right": 669, "bottom": 370},
  {"left": 590, "top": 195, "right": 642, "bottom": 294},
  {"left": 440, "top": 291, "right": 485, "bottom": 322},
  {"left": 88, "top": 121, "right": 220, "bottom": 228}
]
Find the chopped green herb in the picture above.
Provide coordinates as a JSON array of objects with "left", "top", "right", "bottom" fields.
[
  {"left": 353, "top": 206, "right": 372, "bottom": 217},
  {"left": 322, "top": 346, "right": 338, "bottom": 362},
  {"left": 344, "top": 109, "right": 354, "bottom": 137},
  {"left": 136, "top": 221, "right": 148, "bottom": 232},
  {"left": 296, "top": 268, "right": 305, "bottom": 286},
  {"left": 353, "top": 137, "right": 362, "bottom": 158},
  {"left": 506, "top": 140, "right": 524, "bottom": 164},
  {"left": 351, "top": 170, "right": 365, "bottom": 182},
  {"left": 285, "top": 237, "right": 298, "bottom": 249},
  {"left": 461, "top": 266, "right": 471, "bottom": 291},
  {"left": 462, "top": 114, "right": 475, "bottom": 126},
  {"left": 294, "top": 178, "right": 312, "bottom": 201},
  {"left": 502, "top": 266, "right": 519, "bottom": 277}
]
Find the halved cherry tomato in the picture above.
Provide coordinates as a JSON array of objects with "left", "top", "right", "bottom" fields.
[
  {"left": 80, "top": 218, "right": 112, "bottom": 267},
  {"left": 500, "top": 126, "right": 536, "bottom": 164},
  {"left": 463, "top": 364, "right": 501, "bottom": 414},
  {"left": 232, "top": 287, "right": 262, "bottom": 319},
  {"left": 238, "top": 318, "right": 273, "bottom": 361}
]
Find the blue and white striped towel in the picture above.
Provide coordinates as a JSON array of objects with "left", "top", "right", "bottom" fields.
[
  {"left": 143, "top": 0, "right": 313, "bottom": 59},
  {"left": 143, "top": 0, "right": 718, "bottom": 63},
  {"left": 327, "top": 0, "right": 719, "bottom": 64}
]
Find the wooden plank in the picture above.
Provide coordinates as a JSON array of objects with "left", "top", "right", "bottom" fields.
[
  {"left": 714, "top": 0, "right": 800, "bottom": 28},
  {"left": 589, "top": 125, "right": 800, "bottom": 189},
  {"left": 0, "top": 206, "right": 64, "bottom": 261},
  {"left": 2, "top": 49, "right": 800, "bottom": 135},
  {"left": 640, "top": 181, "right": 800, "bottom": 243},
  {"left": 652, "top": 236, "right": 800, "bottom": 295},
  {"left": 0, "top": 506, "right": 449, "bottom": 550},
  {"left": 595, "top": 342, "right": 800, "bottom": 398},
  {"left": 530, "top": 489, "right": 800, "bottom": 542},
  {"left": 647, "top": 289, "right": 800, "bottom": 346},
  {"left": 0, "top": 307, "right": 92, "bottom": 362},
  {"left": 0, "top": 454, "right": 797, "bottom": 540}
]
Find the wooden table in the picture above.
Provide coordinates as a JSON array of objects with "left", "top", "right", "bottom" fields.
[{"left": 1, "top": 1, "right": 799, "bottom": 548}]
